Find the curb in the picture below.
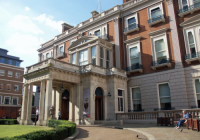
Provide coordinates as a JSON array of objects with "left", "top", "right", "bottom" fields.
[{"left": 64, "top": 129, "right": 79, "bottom": 140}]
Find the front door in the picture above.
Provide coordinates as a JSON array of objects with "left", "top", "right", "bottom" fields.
[
  {"left": 61, "top": 89, "right": 69, "bottom": 120},
  {"left": 95, "top": 96, "right": 104, "bottom": 120}
]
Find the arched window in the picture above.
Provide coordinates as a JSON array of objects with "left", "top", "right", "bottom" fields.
[
  {"left": 46, "top": 53, "right": 49, "bottom": 59},
  {"left": 95, "top": 87, "right": 103, "bottom": 96},
  {"left": 62, "top": 90, "right": 70, "bottom": 99}
]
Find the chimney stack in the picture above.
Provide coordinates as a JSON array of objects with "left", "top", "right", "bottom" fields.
[
  {"left": 123, "top": 0, "right": 131, "bottom": 4},
  {"left": 91, "top": 10, "right": 99, "bottom": 17},
  {"left": 62, "top": 23, "right": 74, "bottom": 33}
]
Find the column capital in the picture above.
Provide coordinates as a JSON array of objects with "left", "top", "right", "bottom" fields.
[{"left": 165, "top": 0, "right": 173, "bottom": 5}]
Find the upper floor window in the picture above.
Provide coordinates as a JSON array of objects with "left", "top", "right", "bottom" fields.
[
  {"left": 79, "top": 49, "right": 88, "bottom": 66},
  {"left": 106, "top": 49, "right": 110, "bottom": 68},
  {"left": 8, "top": 71, "right": 13, "bottom": 77},
  {"left": 6, "top": 84, "right": 11, "bottom": 91},
  {"left": 151, "top": 7, "right": 161, "bottom": 19},
  {"left": 187, "top": 31, "right": 196, "bottom": 56},
  {"left": 8, "top": 60, "right": 13, "bottom": 65},
  {"left": 0, "top": 96, "right": 2, "bottom": 104},
  {"left": 16, "top": 62, "right": 20, "bottom": 67},
  {"left": 42, "top": 55, "right": 44, "bottom": 60},
  {"left": 72, "top": 53, "right": 76, "bottom": 64},
  {"left": 14, "top": 85, "right": 19, "bottom": 92},
  {"left": 195, "top": 78, "right": 200, "bottom": 108},
  {"left": 128, "top": 17, "right": 136, "bottom": 28},
  {"left": 0, "top": 69, "right": 5, "bottom": 76},
  {"left": 182, "top": 0, "right": 188, "bottom": 10},
  {"left": 4, "top": 96, "right": 10, "bottom": 104},
  {"left": 132, "top": 87, "right": 142, "bottom": 111},
  {"left": 148, "top": 3, "right": 164, "bottom": 26},
  {"left": 0, "top": 83, "right": 3, "bottom": 90},
  {"left": 100, "top": 47, "right": 104, "bottom": 67},
  {"left": 158, "top": 83, "right": 171, "bottom": 110},
  {"left": 92, "top": 46, "right": 96, "bottom": 65},
  {"left": 118, "top": 90, "right": 124, "bottom": 112},
  {"left": 130, "top": 46, "right": 139, "bottom": 67},
  {"left": 15, "top": 72, "right": 20, "bottom": 79},
  {"left": 60, "top": 46, "right": 64, "bottom": 53},
  {"left": 0, "top": 58, "right": 5, "bottom": 63},
  {"left": 95, "top": 30, "right": 100, "bottom": 37},
  {"left": 12, "top": 97, "right": 18, "bottom": 105},
  {"left": 46, "top": 53, "right": 49, "bottom": 59},
  {"left": 155, "top": 39, "right": 167, "bottom": 63}
]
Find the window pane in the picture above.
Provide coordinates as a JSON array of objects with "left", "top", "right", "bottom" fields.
[
  {"left": 15, "top": 72, "right": 20, "bottom": 78},
  {"left": 72, "top": 53, "right": 76, "bottom": 64},
  {"left": 130, "top": 47, "right": 139, "bottom": 58},
  {"left": 195, "top": 79, "right": 200, "bottom": 93},
  {"left": 100, "top": 47, "right": 104, "bottom": 58},
  {"left": 151, "top": 7, "right": 161, "bottom": 18},
  {"left": 92, "top": 58, "right": 96, "bottom": 65},
  {"left": 197, "top": 94, "right": 200, "bottom": 100},
  {"left": 92, "top": 46, "right": 96, "bottom": 58},
  {"left": 159, "top": 83, "right": 171, "bottom": 97},
  {"left": 83, "top": 50, "right": 88, "bottom": 61},
  {"left": 106, "top": 50, "right": 109, "bottom": 61},
  {"left": 132, "top": 87, "right": 141, "bottom": 100},
  {"left": 156, "top": 51, "right": 167, "bottom": 58},
  {"left": 8, "top": 60, "right": 13, "bottom": 65},
  {"left": 95, "top": 30, "right": 100, "bottom": 37},
  {"left": 79, "top": 51, "right": 83, "bottom": 62},
  {"left": 0, "top": 96, "right": 1, "bottom": 104},
  {"left": 13, "top": 98, "right": 17, "bottom": 105},
  {"left": 118, "top": 90, "right": 123, "bottom": 96},
  {"left": 106, "top": 61, "right": 109, "bottom": 68},
  {"left": 182, "top": 0, "right": 187, "bottom": 6},
  {"left": 118, "top": 98, "right": 120, "bottom": 111},
  {"left": 133, "top": 100, "right": 141, "bottom": 105},
  {"left": 0, "top": 84, "right": 3, "bottom": 90},
  {"left": 100, "top": 59, "right": 103, "bottom": 67},
  {"left": 16, "top": 62, "right": 20, "bottom": 67},
  {"left": 0, "top": 69, "right": 5, "bottom": 76},
  {"left": 131, "top": 58, "right": 139, "bottom": 65},
  {"left": 188, "top": 32, "right": 194, "bottom": 44},
  {"left": 60, "top": 46, "right": 64, "bottom": 53},
  {"left": 160, "top": 97, "right": 171, "bottom": 103},
  {"left": 46, "top": 53, "right": 49, "bottom": 59},
  {"left": 155, "top": 39, "right": 165, "bottom": 52},
  {"left": 128, "top": 17, "right": 136, "bottom": 25},
  {"left": 4, "top": 97, "right": 10, "bottom": 104},
  {"left": 120, "top": 98, "right": 123, "bottom": 111},
  {"left": 1, "top": 58, "right": 5, "bottom": 63}
]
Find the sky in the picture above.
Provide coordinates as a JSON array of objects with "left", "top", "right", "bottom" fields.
[{"left": 0, "top": 0, "right": 122, "bottom": 69}]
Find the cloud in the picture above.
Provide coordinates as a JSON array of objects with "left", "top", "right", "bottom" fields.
[
  {"left": 34, "top": 14, "right": 64, "bottom": 33},
  {"left": 8, "top": 15, "right": 44, "bottom": 34},
  {"left": 25, "top": 6, "right": 30, "bottom": 11},
  {"left": 6, "top": 32, "right": 45, "bottom": 56}
]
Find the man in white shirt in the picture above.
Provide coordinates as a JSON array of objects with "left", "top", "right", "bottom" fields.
[
  {"left": 35, "top": 107, "right": 39, "bottom": 125},
  {"left": 58, "top": 109, "right": 62, "bottom": 120}
]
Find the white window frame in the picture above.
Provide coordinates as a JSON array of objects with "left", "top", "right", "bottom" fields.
[
  {"left": 12, "top": 97, "right": 18, "bottom": 105},
  {"left": 4, "top": 96, "right": 11, "bottom": 105},
  {"left": 0, "top": 95, "right": 2, "bottom": 104},
  {"left": 178, "top": 0, "right": 191, "bottom": 9},
  {"left": 150, "top": 32, "right": 169, "bottom": 62},
  {"left": 130, "top": 86, "right": 142, "bottom": 111},
  {"left": 79, "top": 49, "right": 88, "bottom": 66},
  {"left": 46, "top": 53, "right": 49, "bottom": 59},
  {"left": 193, "top": 77, "right": 200, "bottom": 107},
  {"left": 72, "top": 53, "right": 76, "bottom": 64},
  {"left": 8, "top": 71, "right": 13, "bottom": 77},
  {"left": 125, "top": 13, "right": 138, "bottom": 28},
  {"left": 0, "top": 69, "right": 5, "bottom": 76},
  {"left": 118, "top": 89, "right": 124, "bottom": 113},
  {"left": 14, "top": 85, "right": 19, "bottom": 92},
  {"left": 157, "top": 82, "right": 171, "bottom": 109},
  {"left": 91, "top": 46, "right": 97, "bottom": 65},
  {"left": 185, "top": 28, "right": 198, "bottom": 55},
  {"left": 0, "top": 83, "right": 3, "bottom": 90},
  {"left": 15, "top": 72, "right": 20, "bottom": 79},
  {"left": 148, "top": 2, "right": 164, "bottom": 20},
  {"left": 94, "top": 29, "right": 101, "bottom": 37},
  {"left": 6, "top": 84, "right": 11, "bottom": 91},
  {"left": 126, "top": 41, "right": 141, "bottom": 67}
]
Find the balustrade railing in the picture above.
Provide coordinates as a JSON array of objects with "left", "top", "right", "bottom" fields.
[
  {"left": 56, "top": 52, "right": 64, "bottom": 58},
  {"left": 99, "top": 34, "right": 108, "bottom": 40},
  {"left": 148, "top": 15, "right": 165, "bottom": 24},
  {"left": 179, "top": 1, "right": 200, "bottom": 14},
  {"left": 126, "top": 64, "right": 142, "bottom": 71},
  {"left": 124, "top": 24, "right": 139, "bottom": 32},
  {"left": 151, "top": 58, "right": 170, "bottom": 66}
]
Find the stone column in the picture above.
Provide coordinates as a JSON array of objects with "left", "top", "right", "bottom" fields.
[
  {"left": 76, "top": 52, "right": 79, "bottom": 65},
  {"left": 69, "top": 54, "right": 72, "bottom": 63},
  {"left": 24, "top": 84, "right": 33, "bottom": 125},
  {"left": 52, "top": 88, "right": 56, "bottom": 118},
  {"left": 68, "top": 86, "right": 73, "bottom": 122},
  {"left": 53, "top": 46, "right": 57, "bottom": 59},
  {"left": 20, "top": 84, "right": 28, "bottom": 125},
  {"left": 103, "top": 47, "right": 106, "bottom": 68},
  {"left": 96, "top": 45, "right": 100, "bottom": 66},
  {"left": 110, "top": 50, "right": 113, "bottom": 68},
  {"left": 55, "top": 89, "right": 61, "bottom": 119},
  {"left": 88, "top": 47, "right": 92, "bottom": 64},
  {"left": 37, "top": 80, "right": 45, "bottom": 126},
  {"left": 43, "top": 78, "right": 53, "bottom": 126},
  {"left": 75, "top": 84, "right": 81, "bottom": 124}
]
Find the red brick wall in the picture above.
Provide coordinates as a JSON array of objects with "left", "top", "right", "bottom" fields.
[
  {"left": 121, "top": 1, "right": 175, "bottom": 76},
  {"left": 0, "top": 106, "right": 21, "bottom": 119},
  {"left": 173, "top": 0, "right": 200, "bottom": 67},
  {"left": 58, "top": 40, "right": 71, "bottom": 63}
]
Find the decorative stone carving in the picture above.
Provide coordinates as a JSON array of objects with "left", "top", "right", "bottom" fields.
[{"left": 49, "top": 106, "right": 55, "bottom": 118}]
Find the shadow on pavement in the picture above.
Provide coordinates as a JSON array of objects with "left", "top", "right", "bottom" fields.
[{"left": 76, "top": 128, "right": 89, "bottom": 139}]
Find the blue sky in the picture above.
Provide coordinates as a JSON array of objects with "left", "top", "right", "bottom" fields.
[{"left": 0, "top": 0, "right": 122, "bottom": 68}]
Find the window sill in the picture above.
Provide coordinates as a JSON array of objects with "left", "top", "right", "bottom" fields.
[
  {"left": 148, "top": 17, "right": 165, "bottom": 27},
  {"left": 124, "top": 27, "right": 139, "bottom": 35},
  {"left": 151, "top": 62, "right": 171, "bottom": 70},
  {"left": 56, "top": 52, "right": 65, "bottom": 59},
  {"left": 185, "top": 57, "right": 200, "bottom": 64},
  {"left": 127, "top": 68, "right": 143, "bottom": 74}
]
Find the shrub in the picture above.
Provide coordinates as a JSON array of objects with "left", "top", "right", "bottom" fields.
[
  {"left": 0, "top": 119, "right": 18, "bottom": 125},
  {"left": 0, "top": 120, "right": 76, "bottom": 140}
]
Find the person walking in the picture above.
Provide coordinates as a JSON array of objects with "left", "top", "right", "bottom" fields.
[
  {"left": 58, "top": 109, "right": 62, "bottom": 120},
  {"left": 35, "top": 107, "right": 39, "bottom": 125}
]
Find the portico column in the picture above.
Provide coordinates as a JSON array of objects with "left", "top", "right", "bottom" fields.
[
  {"left": 103, "top": 48, "right": 106, "bottom": 68},
  {"left": 24, "top": 83, "right": 33, "bottom": 125},
  {"left": 110, "top": 50, "right": 113, "bottom": 68},
  {"left": 55, "top": 89, "right": 61, "bottom": 119},
  {"left": 96, "top": 45, "right": 100, "bottom": 66},
  {"left": 75, "top": 83, "right": 81, "bottom": 124},
  {"left": 43, "top": 78, "right": 53, "bottom": 126},
  {"left": 20, "top": 84, "right": 28, "bottom": 125},
  {"left": 37, "top": 80, "right": 45, "bottom": 126},
  {"left": 88, "top": 47, "right": 92, "bottom": 64},
  {"left": 76, "top": 52, "right": 79, "bottom": 65},
  {"left": 69, "top": 86, "right": 74, "bottom": 122},
  {"left": 52, "top": 88, "right": 56, "bottom": 118}
]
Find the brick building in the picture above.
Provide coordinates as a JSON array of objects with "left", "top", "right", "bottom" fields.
[
  {"left": 0, "top": 48, "right": 24, "bottom": 118},
  {"left": 20, "top": 0, "right": 200, "bottom": 126}
]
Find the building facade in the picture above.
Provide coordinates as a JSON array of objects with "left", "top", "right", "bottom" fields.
[
  {"left": 20, "top": 0, "right": 200, "bottom": 126},
  {"left": 0, "top": 48, "right": 24, "bottom": 118}
]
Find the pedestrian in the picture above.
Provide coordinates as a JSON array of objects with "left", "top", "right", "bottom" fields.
[
  {"left": 58, "top": 109, "right": 62, "bottom": 120},
  {"left": 35, "top": 107, "right": 39, "bottom": 125},
  {"left": 174, "top": 110, "right": 189, "bottom": 129}
]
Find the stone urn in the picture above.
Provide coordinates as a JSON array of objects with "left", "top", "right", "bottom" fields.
[{"left": 49, "top": 106, "right": 55, "bottom": 118}]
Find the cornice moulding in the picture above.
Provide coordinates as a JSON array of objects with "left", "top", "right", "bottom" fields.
[
  {"left": 148, "top": 28, "right": 169, "bottom": 36},
  {"left": 124, "top": 36, "right": 141, "bottom": 43}
]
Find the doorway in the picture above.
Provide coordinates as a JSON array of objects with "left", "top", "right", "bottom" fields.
[
  {"left": 61, "top": 90, "right": 69, "bottom": 120},
  {"left": 95, "top": 87, "right": 104, "bottom": 120}
]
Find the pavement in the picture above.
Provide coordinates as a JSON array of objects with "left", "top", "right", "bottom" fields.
[{"left": 75, "top": 124, "right": 200, "bottom": 140}]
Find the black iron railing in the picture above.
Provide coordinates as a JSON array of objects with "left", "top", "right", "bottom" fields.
[
  {"left": 128, "top": 109, "right": 144, "bottom": 112},
  {"left": 148, "top": 14, "right": 164, "bottom": 24},
  {"left": 185, "top": 52, "right": 200, "bottom": 60},
  {"left": 179, "top": 1, "right": 200, "bottom": 14},
  {"left": 126, "top": 64, "right": 142, "bottom": 71},
  {"left": 154, "top": 107, "right": 175, "bottom": 111},
  {"left": 124, "top": 24, "right": 139, "bottom": 32},
  {"left": 151, "top": 58, "right": 170, "bottom": 66}
]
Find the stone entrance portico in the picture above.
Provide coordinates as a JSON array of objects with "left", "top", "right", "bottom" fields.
[{"left": 20, "top": 58, "right": 128, "bottom": 126}]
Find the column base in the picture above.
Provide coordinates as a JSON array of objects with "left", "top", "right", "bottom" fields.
[
  {"left": 24, "top": 120, "right": 33, "bottom": 125},
  {"left": 19, "top": 119, "right": 25, "bottom": 125},
  {"left": 43, "top": 120, "right": 48, "bottom": 126},
  {"left": 36, "top": 120, "right": 44, "bottom": 126}
]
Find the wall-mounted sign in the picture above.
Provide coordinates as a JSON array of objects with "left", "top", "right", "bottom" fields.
[{"left": 83, "top": 89, "right": 90, "bottom": 117}]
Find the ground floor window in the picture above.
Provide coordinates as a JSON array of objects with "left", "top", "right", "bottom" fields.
[
  {"left": 158, "top": 83, "right": 171, "bottom": 110},
  {"left": 0, "top": 96, "right": 2, "bottom": 104},
  {"left": 118, "top": 90, "right": 124, "bottom": 112},
  {"left": 195, "top": 78, "right": 200, "bottom": 108},
  {"left": 4, "top": 96, "right": 10, "bottom": 104},
  {"left": 132, "top": 87, "right": 142, "bottom": 111},
  {"left": 12, "top": 97, "right": 18, "bottom": 105}
]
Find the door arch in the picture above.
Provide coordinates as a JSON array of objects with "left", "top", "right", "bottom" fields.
[
  {"left": 95, "top": 87, "right": 104, "bottom": 120},
  {"left": 61, "top": 89, "right": 70, "bottom": 120}
]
